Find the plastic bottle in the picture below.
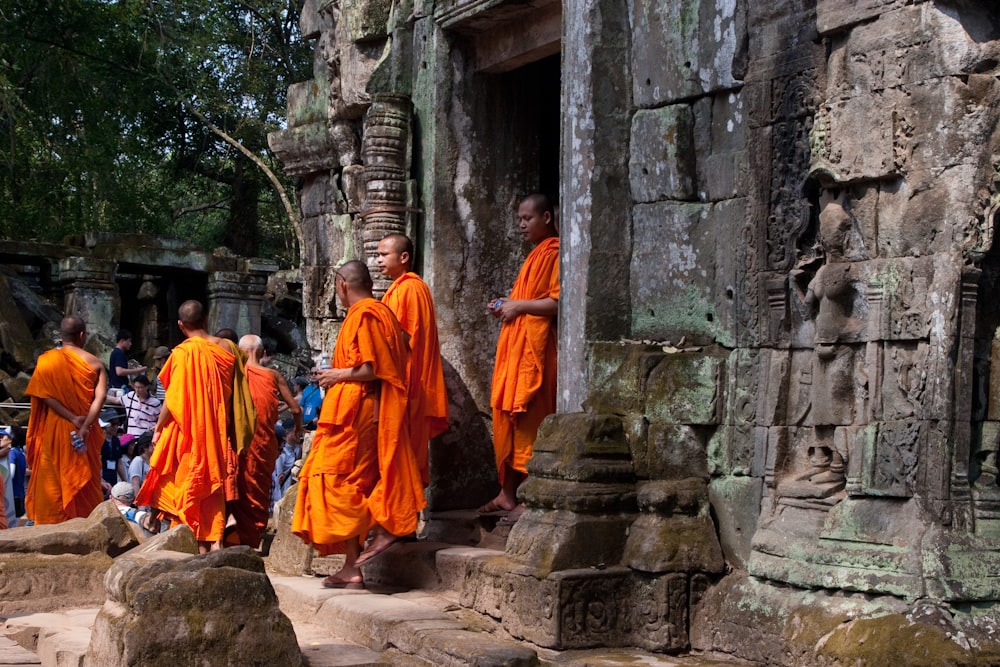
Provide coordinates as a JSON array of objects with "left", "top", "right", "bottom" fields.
[
  {"left": 319, "top": 353, "right": 331, "bottom": 370},
  {"left": 70, "top": 431, "right": 86, "bottom": 454}
]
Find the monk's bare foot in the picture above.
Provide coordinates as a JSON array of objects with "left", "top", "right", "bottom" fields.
[
  {"left": 356, "top": 527, "right": 400, "bottom": 566},
  {"left": 498, "top": 503, "right": 526, "bottom": 526},
  {"left": 322, "top": 571, "right": 365, "bottom": 589},
  {"left": 477, "top": 495, "right": 516, "bottom": 515}
]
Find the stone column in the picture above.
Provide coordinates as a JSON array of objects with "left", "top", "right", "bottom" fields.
[
  {"left": 361, "top": 92, "right": 412, "bottom": 296},
  {"left": 559, "top": 0, "right": 633, "bottom": 412},
  {"left": 59, "top": 256, "right": 118, "bottom": 345},
  {"left": 206, "top": 260, "right": 275, "bottom": 335}
]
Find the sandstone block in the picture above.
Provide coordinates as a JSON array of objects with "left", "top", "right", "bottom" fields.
[
  {"left": 630, "top": 0, "right": 741, "bottom": 106},
  {"left": 87, "top": 547, "right": 299, "bottom": 667},
  {"left": 629, "top": 105, "right": 695, "bottom": 203},
  {"left": 0, "top": 500, "right": 138, "bottom": 557}
]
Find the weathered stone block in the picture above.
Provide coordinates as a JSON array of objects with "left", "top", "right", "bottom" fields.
[
  {"left": 626, "top": 573, "right": 689, "bottom": 652},
  {"left": 630, "top": 201, "right": 718, "bottom": 342},
  {"left": 0, "top": 500, "right": 139, "bottom": 557},
  {"left": 87, "top": 548, "right": 300, "bottom": 667},
  {"left": 645, "top": 352, "right": 726, "bottom": 426},
  {"left": 624, "top": 479, "right": 724, "bottom": 574},
  {"left": 0, "top": 552, "right": 112, "bottom": 616},
  {"left": 815, "top": 0, "right": 905, "bottom": 35},
  {"left": 587, "top": 342, "right": 665, "bottom": 416},
  {"left": 643, "top": 424, "right": 709, "bottom": 481},
  {"left": 630, "top": 0, "right": 741, "bottom": 106},
  {"left": 694, "top": 91, "right": 748, "bottom": 201},
  {"left": 504, "top": 508, "right": 633, "bottom": 573},
  {"left": 343, "top": 0, "right": 392, "bottom": 42},
  {"left": 629, "top": 105, "right": 695, "bottom": 203},
  {"left": 709, "top": 476, "right": 762, "bottom": 569},
  {"left": 503, "top": 567, "right": 630, "bottom": 649}
]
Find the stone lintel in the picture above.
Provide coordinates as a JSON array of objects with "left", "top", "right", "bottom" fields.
[{"left": 474, "top": 1, "right": 561, "bottom": 73}]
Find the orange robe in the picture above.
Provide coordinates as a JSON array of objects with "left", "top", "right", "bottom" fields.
[
  {"left": 383, "top": 272, "right": 448, "bottom": 485},
  {"left": 218, "top": 339, "right": 256, "bottom": 503},
  {"left": 490, "top": 236, "right": 559, "bottom": 484},
  {"left": 293, "top": 298, "right": 425, "bottom": 555},
  {"left": 227, "top": 365, "right": 279, "bottom": 548},
  {"left": 136, "top": 337, "right": 235, "bottom": 541},
  {"left": 25, "top": 348, "right": 104, "bottom": 524}
]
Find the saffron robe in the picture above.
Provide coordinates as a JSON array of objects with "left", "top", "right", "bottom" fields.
[
  {"left": 218, "top": 338, "right": 256, "bottom": 503},
  {"left": 293, "top": 298, "right": 425, "bottom": 554},
  {"left": 136, "top": 337, "right": 235, "bottom": 541},
  {"left": 383, "top": 272, "right": 448, "bottom": 485},
  {"left": 227, "top": 364, "right": 279, "bottom": 548},
  {"left": 25, "top": 348, "right": 104, "bottom": 524},
  {"left": 490, "top": 236, "right": 559, "bottom": 483}
]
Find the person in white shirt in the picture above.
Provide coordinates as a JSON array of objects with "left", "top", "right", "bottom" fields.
[{"left": 113, "top": 375, "right": 162, "bottom": 437}]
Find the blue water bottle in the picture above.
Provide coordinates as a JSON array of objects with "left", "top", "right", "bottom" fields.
[{"left": 70, "top": 430, "right": 86, "bottom": 454}]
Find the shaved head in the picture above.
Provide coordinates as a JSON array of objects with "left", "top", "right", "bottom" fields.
[
  {"left": 381, "top": 233, "right": 413, "bottom": 258},
  {"left": 337, "top": 260, "right": 374, "bottom": 291},
  {"left": 60, "top": 316, "right": 86, "bottom": 340},
  {"left": 178, "top": 300, "right": 206, "bottom": 327},
  {"left": 239, "top": 334, "right": 264, "bottom": 356},
  {"left": 215, "top": 328, "right": 238, "bottom": 344},
  {"left": 521, "top": 192, "right": 554, "bottom": 219}
]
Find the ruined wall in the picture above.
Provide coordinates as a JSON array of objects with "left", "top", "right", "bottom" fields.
[{"left": 270, "top": 0, "right": 1000, "bottom": 659}]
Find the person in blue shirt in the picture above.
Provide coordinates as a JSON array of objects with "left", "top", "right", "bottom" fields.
[
  {"left": 7, "top": 427, "right": 26, "bottom": 519},
  {"left": 298, "top": 369, "right": 323, "bottom": 429}
]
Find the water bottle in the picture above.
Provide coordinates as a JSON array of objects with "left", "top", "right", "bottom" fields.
[
  {"left": 70, "top": 430, "right": 86, "bottom": 454},
  {"left": 319, "top": 353, "right": 331, "bottom": 370}
]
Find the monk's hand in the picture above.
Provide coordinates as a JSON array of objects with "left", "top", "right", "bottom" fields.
[
  {"left": 317, "top": 368, "right": 339, "bottom": 388},
  {"left": 78, "top": 422, "right": 90, "bottom": 441},
  {"left": 71, "top": 414, "right": 86, "bottom": 431},
  {"left": 496, "top": 299, "right": 519, "bottom": 323},
  {"left": 489, "top": 298, "right": 507, "bottom": 319}
]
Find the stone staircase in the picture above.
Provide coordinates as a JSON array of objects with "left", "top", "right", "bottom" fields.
[{"left": 1, "top": 512, "right": 755, "bottom": 666}]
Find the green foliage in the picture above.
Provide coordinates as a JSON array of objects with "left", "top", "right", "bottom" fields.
[{"left": 0, "top": 0, "right": 310, "bottom": 265}]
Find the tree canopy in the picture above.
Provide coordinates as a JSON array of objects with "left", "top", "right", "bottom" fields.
[{"left": 0, "top": 0, "right": 311, "bottom": 263}]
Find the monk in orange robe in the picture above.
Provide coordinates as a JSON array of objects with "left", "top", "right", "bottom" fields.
[
  {"left": 293, "top": 260, "right": 424, "bottom": 588},
  {"left": 225, "top": 333, "right": 303, "bottom": 548},
  {"left": 136, "top": 300, "right": 235, "bottom": 553},
  {"left": 377, "top": 233, "right": 449, "bottom": 486},
  {"left": 25, "top": 316, "right": 108, "bottom": 524},
  {"left": 481, "top": 193, "right": 559, "bottom": 521}
]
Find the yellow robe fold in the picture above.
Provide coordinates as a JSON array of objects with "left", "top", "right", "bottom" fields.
[{"left": 227, "top": 364, "right": 279, "bottom": 548}]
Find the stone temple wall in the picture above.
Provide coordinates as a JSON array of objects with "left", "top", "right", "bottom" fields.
[{"left": 270, "top": 0, "right": 1000, "bottom": 659}]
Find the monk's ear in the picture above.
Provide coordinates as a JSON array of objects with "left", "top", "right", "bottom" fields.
[{"left": 400, "top": 250, "right": 411, "bottom": 266}]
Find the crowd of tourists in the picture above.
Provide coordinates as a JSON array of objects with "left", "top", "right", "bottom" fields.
[{"left": 0, "top": 194, "right": 560, "bottom": 591}]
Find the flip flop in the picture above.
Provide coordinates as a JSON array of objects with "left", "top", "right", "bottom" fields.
[
  {"left": 322, "top": 575, "right": 365, "bottom": 590},
  {"left": 355, "top": 537, "right": 400, "bottom": 566}
]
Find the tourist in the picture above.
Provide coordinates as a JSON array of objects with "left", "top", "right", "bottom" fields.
[
  {"left": 272, "top": 420, "right": 301, "bottom": 505},
  {"left": 0, "top": 429, "right": 15, "bottom": 528},
  {"left": 292, "top": 261, "right": 424, "bottom": 588},
  {"left": 9, "top": 427, "right": 27, "bottom": 520},
  {"left": 110, "top": 374, "right": 162, "bottom": 437},
  {"left": 135, "top": 301, "right": 237, "bottom": 553},
  {"left": 377, "top": 233, "right": 449, "bottom": 486},
  {"left": 128, "top": 431, "right": 154, "bottom": 498},
  {"left": 25, "top": 316, "right": 108, "bottom": 524},
  {"left": 480, "top": 193, "right": 559, "bottom": 524},
  {"left": 226, "top": 334, "right": 302, "bottom": 548},
  {"left": 99, "top": 409, "right": 127, "bottom": 488},
  {"left": 150, "top": 346, "right": 171, "bottom": 401},
  {"left": 299, "top": 369, "right": 323, "bottom": 429},
  {"left": 109, "top": 329, "right": 147, "bottom": 391},
  {"left": 110, "top": 481, "right": 156, "bottom": 535}
]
